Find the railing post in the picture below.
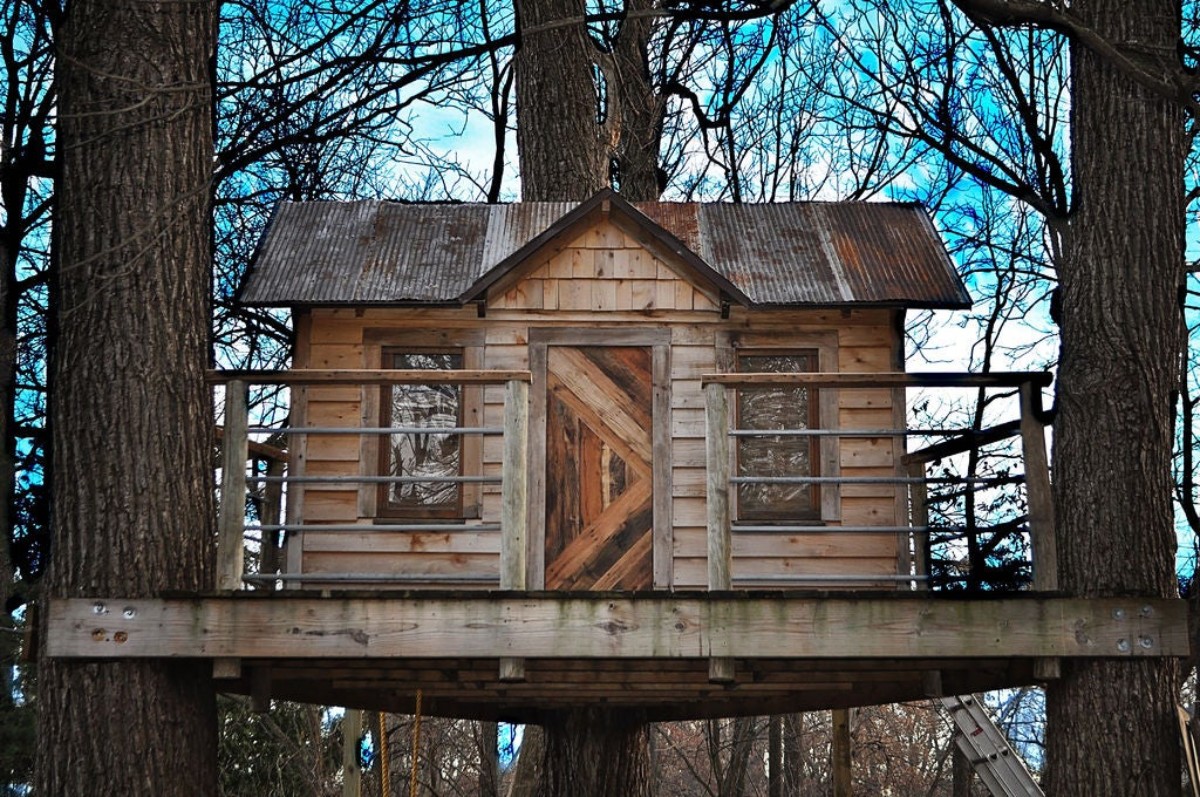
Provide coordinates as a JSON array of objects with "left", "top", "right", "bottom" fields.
[
  {"left": 500, "top": 377, "right": 528, "bottom": 682},
  {"left": 908, "top": 461, "right": 929, "bottom": 589},
  {"left": 705, "top": 381, "right": 734, "bottom": 682},
  {"left": 218, "top": 379, "right": 249, "bottom": 592},
  {"left": 1019, "top": 382, "right": 1057, "bottom": 591},
  {"left": 1020, "top": 380, "right": 1060, "bottom": 681}
]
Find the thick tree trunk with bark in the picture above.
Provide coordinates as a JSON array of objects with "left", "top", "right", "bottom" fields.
[
  {"left": 515, "top": 0, "right": 608, "bottom": 200},
  {"left": 536, "top": 709, "right": 651, "bottom": 797},
  {"left": 1045, "top": 1, "right": 1184, "bottom": 794},
  {"left": 35, "top": 0, "right": 219, "bottom": 793},
  {"left": 605, "top": 0, "right": 664, "bottom": 201}
]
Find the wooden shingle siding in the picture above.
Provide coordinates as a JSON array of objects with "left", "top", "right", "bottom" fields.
[{"left": 285, "top": 215, "right": 908, "bottom": 591}]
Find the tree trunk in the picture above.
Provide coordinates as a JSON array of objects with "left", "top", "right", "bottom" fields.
[
  {"left": 1045, "top": 1, "right": 1184, "bottom": 794},
  {"left": 535, "top": 708, "right": 652, "bottom": 797},
  {"left": 605, "top": 0, "right": 664, "bottom": 200},
  {"left": 35, "top": 0, "right": 219, "bottom": 793},
  {"left": 514, "top": 0, "right": 608, "bottom": 200}
]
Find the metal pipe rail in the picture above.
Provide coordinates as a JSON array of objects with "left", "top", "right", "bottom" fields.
[
  {"left": 703, "top": 372, "right": 1058, "bottom": 594},
  {"left": 213, "top": 370, "right": 530, "bottom": 594}
]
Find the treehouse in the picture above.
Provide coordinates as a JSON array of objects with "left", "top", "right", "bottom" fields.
[{"left": 43, "top": 189, "right": 1187, "bottom": 722}]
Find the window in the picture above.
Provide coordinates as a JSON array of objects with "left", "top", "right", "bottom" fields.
[
  {"left": 735, "top": 351, "right": 820, "bottom": 521},
  {"left": 378, "top": 349, "right": 463, "bottom": 518}
]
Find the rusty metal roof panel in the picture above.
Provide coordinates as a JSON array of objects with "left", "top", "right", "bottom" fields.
[
  {"left": 354, "top": 202, "right": 491, "bottom": 302},
  {"left": 633, "top": 202, "right": 702, "bottom": 253},
  {"left": 240, "top": 194, "right": 969, "bottom": 309},
  {"left": 697, "top": 203, "right": 845, "bottom": 305},
  {"left": 241, "top": 201, "right": 378, "bottom": 305},
  {"left": 482, "top": 201, "right": 581, "bottom": 266},
  {"left": 818, "top": 203, "right": 971, "bottom": 307}
]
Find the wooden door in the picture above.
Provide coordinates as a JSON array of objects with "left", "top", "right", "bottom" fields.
[{"left": 544, "top": 346, "right": 654, "bottom": 590}]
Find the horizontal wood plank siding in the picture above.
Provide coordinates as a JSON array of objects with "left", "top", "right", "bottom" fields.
[{"left": 285, "top": 217, "right": 907, "bottom": 591}]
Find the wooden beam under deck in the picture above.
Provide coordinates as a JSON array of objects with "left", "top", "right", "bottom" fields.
[
  {"left": 44, "top": 592, "right": 1187, "bottom": 722},
  {"left": 47, "top": 592, "right": 1184, "bottom": 661}
]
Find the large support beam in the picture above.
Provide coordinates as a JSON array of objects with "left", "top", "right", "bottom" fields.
[{"left": 45, "top": 595, "right": 1187, "bottom": 661}]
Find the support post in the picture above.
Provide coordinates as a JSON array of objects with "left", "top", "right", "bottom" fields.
[
  {"left": 217, "top": 379, "right": 248, "bottom": 591},
  {"left": 342, "top": 708, "right": 363, "bottom": 797},
  {"left": 832, "top": 708, "right": 853, "bottom": 797},
  {"left": 500, "top": 378, "right": 529, "bottom": 682},
  {"left": 705, "top": 381, "right": 734, "bottom": 683},
  {"left": 908, "top": 461, "right": 929, "bottom": 588},
  {"left": 1019, "top": 382, "right": 1057, "bottom": 591},
  {"left": 259, "top": 456, "right": 285, "bottom": 581},
  {"left": 1020, "top": 382, "right": 1060, "bottom": 680}
]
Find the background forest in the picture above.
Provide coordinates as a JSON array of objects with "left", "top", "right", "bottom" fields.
[{"left": 2, "top": 0, "right": 1199, "bottom": 793}]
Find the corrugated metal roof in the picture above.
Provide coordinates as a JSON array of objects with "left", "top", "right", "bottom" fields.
[{"left": 239, "top": 190, "right": 970, "bottom": 309}]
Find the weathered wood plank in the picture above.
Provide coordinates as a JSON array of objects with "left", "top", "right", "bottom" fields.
[
  {"left": 46, "top": 596, "right": 1188, "bottom": 660},
  {"left": 217, "top": 380, "right": 249, "bottom": 591},
  {"left": 208, "top": 369, "right": 532, "bottom": 385},
  {"left": 702, "top": 372, "right": 1053, "bottom": 389}
]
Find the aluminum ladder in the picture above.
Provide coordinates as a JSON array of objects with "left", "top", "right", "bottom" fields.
[{"left": 940, "top": 694, "right": 1043, "bottom": 797}]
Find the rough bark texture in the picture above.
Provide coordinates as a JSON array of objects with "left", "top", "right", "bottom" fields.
[
  {"left": 515, "top": 0, "right": 608, "bottom": 200},
  {"left": 1044, "top": 1, "right": 1184, "bottom": 794},
  {"left": 537, "top": 709, "right": 652, "bottom": 797},
  {"left": 35, "top": 0, "right": 219, "bottom": 792},
  {"left": 605, "top": 0, "right": 664, "bottom": 201},
  {"left": 514, "top": 0, "right": 664, "bottom": 201}
]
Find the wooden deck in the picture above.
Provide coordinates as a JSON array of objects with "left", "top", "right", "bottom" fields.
[{"left": 45, "top": 590, "right": 1187, "bottom": 721}]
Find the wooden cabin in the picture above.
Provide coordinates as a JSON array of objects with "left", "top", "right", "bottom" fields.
[
  {"left": 238, "top": 189, "right": 972, "bottom": 592},
  {"left": 43, "top": 189, "right": 1188, "bottom": 722}
]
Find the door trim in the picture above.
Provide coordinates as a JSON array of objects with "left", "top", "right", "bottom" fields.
[{"left": 528, "top": 328, "right": 672, "bottom": 589}]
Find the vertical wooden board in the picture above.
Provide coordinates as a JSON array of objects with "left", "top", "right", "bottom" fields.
[
  {"left": 544, "top": 392, "right": 581, "bottom": 563},
  {"left": 594, "top": 248, "right": 615, "bottom": 278},
  {"left": 693, "top": 290, "right": 719, "bottom": 312},
  {"left": 656, "top": 260, "right": 674, "bottom": 280},
  {"left": 615, "top": 279, "right": 632, "bottom": 308},
  {"left": 652, "top": 342, "right": 673, "bottom": 590},
  {"left": 542, "top": 278, "right": 560, "bottom": 310},
  {"left": 559, "top": 280, "right": 591, "bottom": 310},
  {"left": 592, "top": 280, "right": 618, "bottom": 310},
  {"left": 570, "top": 247, "right": 594, "bottom": 277},
  {"left": 656, "top": 281, "right": 677, "bottom": 309},
  {"left": 631, "top": 280, "right": 656, "bottom": 309},
  {"left": 610, "top": 249, "right": 636, "bottom": 279},
  {"left": 674, "top": 281, "right": 695, "bottom": 310}
]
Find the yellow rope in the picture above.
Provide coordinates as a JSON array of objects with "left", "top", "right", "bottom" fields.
[
  {"left": 378, "top": 711, "right": 391, "bottom": 797},
  {"left": 409, "top": 690, "right": 424, "bottom": 797}
]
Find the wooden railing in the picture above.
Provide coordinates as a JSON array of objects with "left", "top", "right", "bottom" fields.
[
  {"left": 211, "top": 369, "right": 531, "bottom": 592},
  {"left": 701, "top": 371, "right": 1057, "bottom": 594},
  {"left": 213, "top": 368, "right": 1056, "bottom": 602}
]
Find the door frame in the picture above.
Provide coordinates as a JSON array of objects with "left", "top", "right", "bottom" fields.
[{"left": 528, "top": 327, "right": 673, "bottom": 590}]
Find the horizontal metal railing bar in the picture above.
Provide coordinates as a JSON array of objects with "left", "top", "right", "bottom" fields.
[
  {"left": 246, "top": 523, "right": 501, "bottom": 533},
  {"left": 210, "top": 368, "right": 532, "bottom": 385},
  {"left": 247, "top": 475, "right": 501, "bottom": 485},
  {"left": 731, "top": 525, "right": 935, "bottom": 534},
  {"left": 242, "top": 573, "right": 501, "bottom": 583},
  {"left": 730, "top": 475, "right": 1026, "bottom": 486},
  {"left": 246, "top": 426, "right": 502, "bottom": 436},
  {"left": 729, "top": 574, "right": 929, "bottom": 583},
  {"left": 729, "top": 428, "right": 971, "bottom": 438},
  {"left": 702, "top": 371, "right": 1052, "bottom": 389}
]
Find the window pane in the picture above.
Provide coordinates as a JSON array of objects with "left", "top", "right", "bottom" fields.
[
  {"left": 386, "top": 352, "right": 461, "bottom": 510},
  {"left": 737, "top": 353, "right": 816, "bottom": 518}
]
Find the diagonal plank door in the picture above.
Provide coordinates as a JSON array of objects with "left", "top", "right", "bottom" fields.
[{"left": 544, "top": 346, "right": 653, "bottom": 590}]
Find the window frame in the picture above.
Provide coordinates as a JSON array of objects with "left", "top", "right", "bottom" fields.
[
  {"left": 376, "top": 346, "right": 468, "bottom": 520},
  {"left": 733, "top": 348, "right": 822, "bottom": 523}
]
